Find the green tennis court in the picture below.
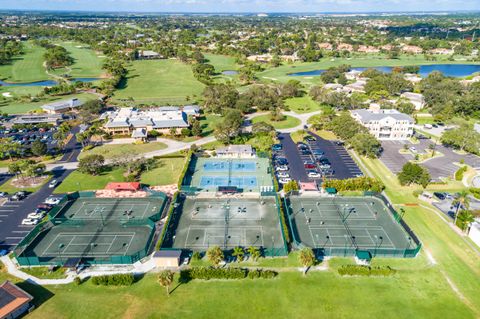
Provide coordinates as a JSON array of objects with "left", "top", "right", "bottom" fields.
[
  {"left": 162, "top": 195, "right": 287, "bottom": 254},
  {"left": 286, "top": 195, "right": 421, "bottom": 258}
]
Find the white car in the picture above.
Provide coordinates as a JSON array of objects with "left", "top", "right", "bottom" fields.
[
  {"left": 409, "top": 147, "right": 417, "bottom": 153},
  {"left": 276, "top": 165, "right": 289, "bottom": 171},
  {"left": 22, "top": 218, "right": 39, "bottom": 226},
  {"left": 278, "top": 178, "right": 292, "bottom": 184},
  {"left": 48, "top": 180, "right": 58, "bottom": 188},
  {"left": 308, "top": 171, "right": 321, "bottom": 178},
  {"left": 45, "top": 197, "right": 61, "bottom": 205},
  {"left": 277, "top": 172, "right": 290, "bottom": 178},
  {"left": 27, "top": 212, "right": 45, "bottom": 219}
]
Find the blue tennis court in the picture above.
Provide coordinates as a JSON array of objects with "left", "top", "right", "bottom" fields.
[
  {"left": 202, "top": 160, "right": 256, "bottom": 172},
  {"left": 200, "top": 176, "right": 258, "bottom": 188}
]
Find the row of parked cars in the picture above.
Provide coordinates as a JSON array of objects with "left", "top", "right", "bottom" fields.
[
  {"left": 297, "top": 136, "right": 334, "bottom": 179},
  {"left": 0, "top": 191, "right": 28, "bottom": 201},
  {"left": 272, "top": 144, "right": 292, "bottom": 185},
  {"left": 21, "top": 196, "right": 62, "bottom": 225}
]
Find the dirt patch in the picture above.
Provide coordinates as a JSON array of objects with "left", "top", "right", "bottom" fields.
[{"left": 10, "top": 176, "right": 48, "bottom": 189}]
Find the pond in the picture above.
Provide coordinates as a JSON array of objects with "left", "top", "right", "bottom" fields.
[
  {"left": 288, "top": 64, "right": 480, "bottom": 78},
  {"left": 222, "top": 70, "right": 238, "bottom": 75},
  {"left": 0, "top": 78, "right": 101, "bottom": 87}
]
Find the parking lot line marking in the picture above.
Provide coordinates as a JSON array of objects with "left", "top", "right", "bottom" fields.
[
  {"left": 6, "top": 237, "right": 22, "bottom": 239},
  {"left": 12, "top": 230, "right": 30, "bottom": 233}
]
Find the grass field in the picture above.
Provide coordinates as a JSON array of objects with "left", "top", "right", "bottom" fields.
[
  {"left": 53, "top": 167, "right": 125, "bottom": 193},
  {"left": 0, "top": 42, "right": 47, "bottom": 83},
  {"left": 50, "top": 42, "right": 105, "bottom": 78},
  {"left": 251, "top": 114, "right": 301, "bottom": 129},
  {"left": 284, "top": 96, "right": 322, "bottom": 114},
  {"left": 259, "top": 55, "right": 480, "bottom": 85},
  {"left": 112, "top": 59, "right": 205, "bottom": 105},
  {"left": 204, "top": 53, "right": 238, "bottom": 72},
  {"left": 140, "top": 157, "right": 187, "bottom": 186},
  {"left": 78, "top": 142, "right": 167, "bottom": 160},
  {"left": 0, "top": 91, "right": 98, "bottom": 114}
]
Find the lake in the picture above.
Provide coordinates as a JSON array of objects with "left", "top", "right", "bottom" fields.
[
  {"left": 288, "top": 64, "right": 480, "bottom": 78},
  {"left": 0, "top": 78, "right": 101, "bottom": 87}
]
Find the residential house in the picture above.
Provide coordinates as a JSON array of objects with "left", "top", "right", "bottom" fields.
[
  {"left": 404, "top": 73, "right": 423, "bottom": 84},
  {"left": 357, "top": 45, "right": 380, "bottom": 53},
  {"left": 247, "top": 54, "right": 272, "bottom": 63},
  {"left": 401, "top": 45, "right": 423, "bottom": 54},
  {"left": 41, "top": 98, "right": 83, "bottom": 114},
  {"left": 345, "top": 70, "right": 363, "bottom": 80},
  {"left": 216, "top": 145, "right": 256, "bottom": 158},
  {"left": 400, "top": 92, "right": 426, "bottom": 110},
  {"left": 0, "top": 281, "right": 34, "bottom": 319},
  {"left": 351, "top": 109, "right": 414, "bottom": 140},
  {"left": 337, "top": 43, "right": 354, "bottom": 52},
  {"left": 429, "top": 48, "right": 454, "bottom": 55},
  {"left": 318, "top": 42, "right": 333, "bottom": 51},
  {"left": 103, "top": 107, "right": 189, "bottom": 137},
  {"left": 344, "top": 79, "right": 367, "bottom": 93},
  {"left": 138, "top": 50, "right": 163, "bottom": 60}
]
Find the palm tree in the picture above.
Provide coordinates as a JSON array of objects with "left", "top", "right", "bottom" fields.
[
  {"left": 456, "top": 210, "right": 475, "bottom": 232},
  {"left": 247, "top": 246, "right": 261, "bottom": 262},
  {"left": 207, "top": 246, "right": 224, "bottom": 267},
  {"left": 158, "top": 270, "right": 175, "bottom": 296},
  {"left": 298, "top": 248, "right": 316, "bottom": 276},
  {"left": 232, "top": 246, "right": 245, "bottom": 262},
  {"left": 453, "top": 191, "right": 470, "bottom": 226}
]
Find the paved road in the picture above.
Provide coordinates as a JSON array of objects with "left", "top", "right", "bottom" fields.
[{"left": 278, "top": 133, "right": 309, "bottom": 182}]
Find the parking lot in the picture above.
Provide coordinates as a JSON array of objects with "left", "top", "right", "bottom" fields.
[
  {"left": 380, "top": 139, "right": 480, "bottom": 181},
  {"left": 0, "top": 124, "right": 59, "bottom": 156},
  {"left": 430, "top": 192, "right": 480, "bottom": 220},
  {"left": 275, "top": 132, "right": 362, "bottom": 185}
]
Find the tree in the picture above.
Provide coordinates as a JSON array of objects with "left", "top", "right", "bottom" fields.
[
  {"left": 206, "top": 246, "right": 224, "bottom": 267},
  {"left": 453, "top": 190, "right": 470, "bottom": 227},
  {"left": 191, "top": 119, "right": 202, "bottom": 136},
  {"left": 397, "top": 162, "right": 431, "bottom": 188},
  {"left": 456, "top": 210, "right": 474, "bottom": 232},
  {"left": 349, "top": 133, "right": 381, "bottom": 158},
  {"left": 283, "top": 180, "right": 299, "bottom": 193},
  {"left": 441, "top": 125, "right": 480, "bottom": 155},
  {"left": 232, "top": 246, "right": 245, "bottom": 262},
  {"left": 247, "top": 246, "right": 261, "bottom": 261},
  {"left": 31, "top": 140, "right": 48, "bottom": 157},
  {"left": 202, "top": 84, "right": 239, "bottom": 114},
  {"left": 252, "top": 122, "right": 274, "bottom": 135},
  {"left": 0, "top": 137, "right": 20, "bottom": 160},
  {"left": 214, "top": 109, "right": 243, "bottom": 143},
  {"left": 158, "top": 270, "right": 175, "bottom": 296},
  {"left": 298, "top": 248, "right": 316, "bottom": 275},
  {"left": 78, "top": 154, "right": 105, "bottom": 175}
]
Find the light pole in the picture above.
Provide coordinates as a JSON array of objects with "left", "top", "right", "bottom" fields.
[
  {"left": 374, "top": 235, "right": 383, "bottom": 257},
  {"left": 58, "top": 243, "right": 64, "bottom": 266},
  {"left": 344, "top": 234, "right": 348, "bottom": 256}
]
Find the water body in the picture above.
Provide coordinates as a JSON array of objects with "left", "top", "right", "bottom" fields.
[
  {"left": 288, "top": 64, "right": 480, "bottom": 78},
  {"left": 222, "top": 70, "right": 238, "bottom": 75},
  {"left": 0, "top": 78, "right": 101, "bottom": 87}
]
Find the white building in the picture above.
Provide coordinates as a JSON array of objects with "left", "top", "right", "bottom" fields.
[
  {"left": 468, "top": 221, "right": 480, "bottom": 248},
  {"left": 216, "top": 145, "right": 256, "bottom": 158},
  {"left": 41, "top": 98, "right": 83, "bottom": 114},
  {"left": 400, "top": 92, "right": 426, "bottom": 110},
  {"left": 351, "top": 109, "right": 414, "bottom": 140}
]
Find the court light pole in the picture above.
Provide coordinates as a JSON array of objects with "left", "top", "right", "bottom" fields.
[
  {"left": 58, "top": 243, "right": 64, "bottom": 266},
  {"left": 374, "top": 236, "right": 383, "bottom": 257},
  {"left": 344, "top": 234, "right": 348, "bottom": 257}
]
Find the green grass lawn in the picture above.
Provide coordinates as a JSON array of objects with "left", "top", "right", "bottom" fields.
[
  {"left": 251, "top": 114, "right": 301, "bottom": 130},
  {"left": 204, "top": 53, "right": 238, "bottom": 72},
  {"left": 50, "top": 42, "right": 105, "bottom": 78},
  {"left": 21, "top": 267, "right": 67, "bottom": 279},
  {"left": 78, "top": 142, "right": 167, "bottom": 160},
  {"left": 140, "top": 156, "right": 187, "bottom": 186},
  {"left": 112, "top": 59, "right": 205, "bottom": 105},
  {"left": 0, "top": 42, "right": 47, "bottom": 83},
  {"left": 53, "top": 167, "right": 125, "bottom": 193},
  {"left": 0, "top": 91, "right": 98, "bottom": 114},
  {"left": 284, "top": 96, "right": 322, "bottom": 114}
]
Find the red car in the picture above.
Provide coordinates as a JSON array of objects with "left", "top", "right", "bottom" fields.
[
  {"left": 37, "top": 204, "right": 52, "bottom": 210},
  {"left": 304, "top": 164, "right": 316, "bottom": 169}
]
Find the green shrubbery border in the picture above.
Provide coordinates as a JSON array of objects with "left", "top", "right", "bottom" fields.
[
  {"left": 276, "top": 195, "right": 291, "bottom": 243},
  {"left": 323, "top": 177, "right": 385, "bottom": 193},
  {"left": 338, "top": 265, "right": 396, "bottom": 277},
  {"left": 90, "top": 273, "right": 135, "bottom": 286},
  {"left": 455, "top": 166, "right": 467, "bottom": 181},
  {"left": 180, "top": 267, "right": 278, "bottom": 281},
  {"left": 156, "top": 192, "right": 179, "bottom": 250}
]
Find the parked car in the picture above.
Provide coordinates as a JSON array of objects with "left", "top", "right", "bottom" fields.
[
  {"left": 424, "top": 124, "right": 433, "bottom": 129},
  {"left": 434, "top": 192, "right": 446, "bottom": 200},
  {"left": 45, "top": 197, "right": 62, "bottom": 205},
  {"left": 0, "top": 192, "right": 8, "bottom": 198},
  {"left": 272, "top": 144, "right": 282, "bottom": 151},
  {"left": 409, "top": 147, "right": 417, "bottom": 153},
  {"left": 300, "top": 149, "right": 311, "bottom": 155},
  {"left": 21, "top": 218, "right": 39, "bottom": 226},
  {"left": 308, "top": 171, "right": 321, "bottom": 178},
  {"left": 11, "top": 192, "right": 27, "bottom": 201},
  {"left": 276, "top": 165, "right": 289, "bottom": 171},
  {"left": 278, "top": 178, "right": 292, "bottom": 184},
  {"left": 277, "top": 172, "right": 290, "bottom": 178},
  {"left": 276, "top": 158, "right": 288, "bottom": 165},
  {"left": 304, "top": 164, "right": 316, "bottom": 169},
  {"left": 319, "top": 164, "right": 331, "bottom": 169},
  {"left": 304, "top": 136, "right": 316, "bottom": 142},
  {"left": 37, "top": 204, "right": 52, "bottom": 210},
  {"left": 303, "top": 160, "right": 315, "bottom": 165},
  {"left": 27, "top": 212, "right": 45, "bottom": 219},
  {"left": 312, "top": 150, "right": 325, "bottom": 156},
  {"left": 48, "top": 179, "right": 58, "bottom": 188}
]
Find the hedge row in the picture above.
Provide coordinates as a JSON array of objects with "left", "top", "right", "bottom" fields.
[
  {"left": 338, "top": 265, "right": 396, "bottom": 277},
  {"left": 323, "top": 177, "right": 385, "bottom": 193},
  {"left": 156, "top": 192, "right": 179, "bottom": 250},
  {"left": 181, "top": 267, "right": 278, "bottom": 281},
  {"left": 177, "top": 151, "right": 193, "bottom": 189},
  {"left": 277, "top": 195, "right": 291, "bottom": 243},
  {"left": 455, "top": 166, "right": 467, "bottom": 181},
  {"left": 91, "top": 273, "right": 135, "bottom": 286}
]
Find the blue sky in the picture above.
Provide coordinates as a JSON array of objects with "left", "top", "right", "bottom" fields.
[{"left": 1, "top": 0, "right": 480, "bottom": 13}]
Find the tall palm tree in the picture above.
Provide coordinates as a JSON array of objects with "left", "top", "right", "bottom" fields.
[
  {"left": 298, "top": 248, "right": 316, "bottom": 276},
  {"left": 453, "top": 191, "right": 470, "bottom": 226},
  {"left": 207, "top": 246, "right": 224, "bottom": 267},
  {"left": 232, "top": 246, "right": 245, "bottom": 262},
  {"left": 247, "top": 246, "right": 261, "bottom": 261},
  {"left": 456, "top": 210, "right": 475, "bottom": 232},
  {"left": 158, "top": 270, "right": 174, "bottom": 296}
]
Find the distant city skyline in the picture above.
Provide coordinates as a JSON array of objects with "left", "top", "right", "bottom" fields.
[{"left": 2, "top": 0, "right": 480, "bottom": 14}]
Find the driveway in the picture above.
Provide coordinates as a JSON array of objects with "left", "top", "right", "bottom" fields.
[{"left": 380, "top": 139, "right": 480, "bottom": 181}]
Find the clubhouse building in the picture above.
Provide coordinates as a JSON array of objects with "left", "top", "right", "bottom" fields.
[{"left": 351, "top": 109, "right": 414, "bottom": 140}]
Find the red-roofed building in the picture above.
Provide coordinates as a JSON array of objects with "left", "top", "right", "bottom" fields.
[
  {"left": 105, "top": 182, "right": 141, "bottom": 192},
  {"left": 0, "top": 281, "right": 33, "bottom": 319}
]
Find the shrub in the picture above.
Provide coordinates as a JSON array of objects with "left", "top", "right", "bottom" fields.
[
  {"left": 247, "top": 269, "right": 278, "bottom": 279},
  {"left": 455, "top": 166, "right": 467, "bottom": 181},
  {"left": 469, "top": 188, "right": 480, "bottom": 200},
  {"left": 177, "top": 151, "right": 193, "bottom": 189},
  {"left": 90, "top": 273, "right": 135, "bottom": 286},
  {"left": 277, "top": 195, "right": 291, "bottom": 243},
  {"left": 192, "top": 251, "right": 202, "bottom": 261},
  {"left": 323, "top": 177, "right": 385, "bottom": 192},
  {"left": 156, "top": 192, "right": 179, "bottom": 250},
  {"left": 182, "top": 267, "right": 247, "bottom": 280},
  {"left": 338, "top": 265, "right": 396, "bottom": 277},
  {"left": 74, "top": 276, "right": 82, "bottom": 285}
]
